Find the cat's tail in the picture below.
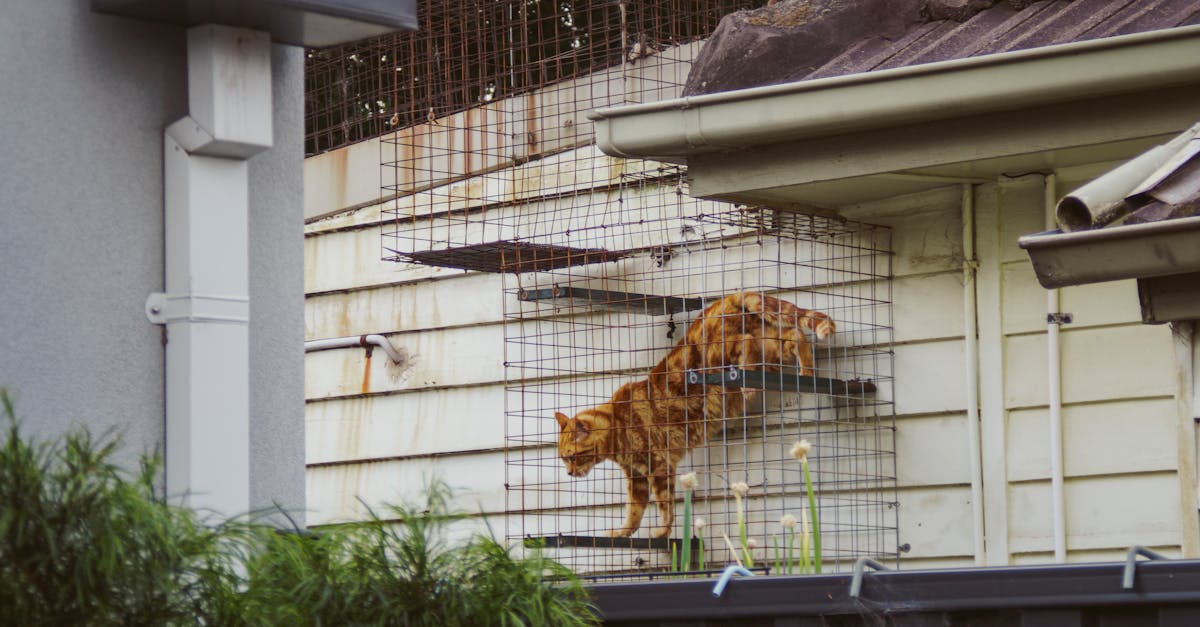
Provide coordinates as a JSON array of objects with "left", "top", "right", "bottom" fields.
[{"left": 739, "top": 292, "right": 836, "bottom": 340}]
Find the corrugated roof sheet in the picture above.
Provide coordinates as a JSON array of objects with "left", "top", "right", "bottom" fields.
[
  {"left": 684, "top": 0, "right": 1200, "bottom": 96},
  {"left": 806, "top": 0, "right": 1200, "bottom": 81}
]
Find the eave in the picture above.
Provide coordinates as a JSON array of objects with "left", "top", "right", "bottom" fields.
[
  {"left": 1018, "top": 216, "right": 1200, "bottom": 289},
  {"left": 588, "top": 25, "right": 1200, "bottom": 209}
]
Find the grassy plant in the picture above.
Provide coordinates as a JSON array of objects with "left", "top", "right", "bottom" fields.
[
  {"left": 730, "top": 481, "right": 753, "bottom": 567},
  {"left": 0, "top": 390, "right": 597, "bottom": 626},
  {"left": 791, "top": 439, "right": 822, "bottom": 574},
  {"left": 0, "top": 390, "right": 246, "bottom": 624},
  {"left": 678, "top": 472, "right": 697, "bottom": 572}
]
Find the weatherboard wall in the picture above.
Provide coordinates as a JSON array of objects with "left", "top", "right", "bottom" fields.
[{"left": 304, "top": 106, "right": 1188, "bottom": 568}]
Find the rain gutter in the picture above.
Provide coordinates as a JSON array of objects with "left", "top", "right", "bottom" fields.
[
  {"left": 588, "top": 25, "right": 1200, "bottom": 162},
  {"left": 1018, "top": 215, "right": 1200, "bottom": 289}
]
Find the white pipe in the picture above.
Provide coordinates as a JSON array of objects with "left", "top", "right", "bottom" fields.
[
  {"left": 961, "top": 184, "right": 986, "bottom": 566},
  {"left": 153, "top": 25, "right": 273, "bottom": 519},
  {"left": 305, "top": 334, "right": 406, "bottom": 365},
  {"left": 1045, "top": 173, "right": 1067, "bottom": 563}
]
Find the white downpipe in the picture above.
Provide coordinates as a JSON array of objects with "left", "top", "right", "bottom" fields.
[
  {"left": 149, "top": 25, "right": 273, "bottom": 519},
  {"left": 305, "top": 334, "right": 406, "bottom": 364},
  {"left": 962, "top": 184, "right": 986, "bottom": 566},
  {"left": 1045, "top": 174, "right": 1067, "bottom": 563}
]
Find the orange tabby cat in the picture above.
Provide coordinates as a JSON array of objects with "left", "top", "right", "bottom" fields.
[{"left": 554, "top": 292, "right": 834, "bottom": 538}]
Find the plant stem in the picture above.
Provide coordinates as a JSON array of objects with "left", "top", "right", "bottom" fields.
[
  {"left": 803, "top": 458, "right": 822, "bottom": 574},
  {"left": 735, "top": 494, "right": 753, "bottom": 568},
  {"left": 785, "top": 530, "right": 794, "bottom": 575},
  {"left": 681, "top": 489, "right": 692, "bottom": 572},
  {"left": 772, "top": 535, "right": 780, "bottom": 574}
]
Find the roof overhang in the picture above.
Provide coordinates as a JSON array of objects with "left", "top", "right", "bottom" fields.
[
  {"left": 1018, "top": 216, "right": 1200, "bottom": 289},
  {"left": 588, "top": 25, "right": 1200, "bottom": 210},
  {"left": 92, "top": 0, "right": 417, "bottom": 47}
]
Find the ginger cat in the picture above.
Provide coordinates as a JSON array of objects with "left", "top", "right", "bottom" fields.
[{"left": 554, "top": 291, "right": 834, "bottom": 538}]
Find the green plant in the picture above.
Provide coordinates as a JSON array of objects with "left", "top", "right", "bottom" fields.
[
  {"left": 0, "top": 390, "right": 247, "bottom": 625},
  {"left": 730, "top": 481, "right": 753, "bottom": 568},
  {"left": 0, "top": 390, "right": 597, "bottom": 626},
  {"left": 791, "top": 439, "right": 822, "bottom": 574}
]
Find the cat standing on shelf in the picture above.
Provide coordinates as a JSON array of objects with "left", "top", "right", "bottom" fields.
[{"left": 554, "top": 291, "right": 834, "bottom": 538}]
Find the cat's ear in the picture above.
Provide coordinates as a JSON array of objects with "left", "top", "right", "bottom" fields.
[
  {"left": 554, "top": 412, "right": 570, "bottom": 430},
  {"left": 573, "top": 420, "right": 590, "bottom": 441}
]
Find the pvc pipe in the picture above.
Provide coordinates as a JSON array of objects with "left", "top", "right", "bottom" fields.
[
  {"left": 1045, "top": 174, "right": 1067, "bottom": 564},
  {"left": 961, "top": 185, "right": 986, "bottom": 567},
  {"left": 711, "top": 565, "right": 754, "bottom": 598},
  {"left": 305, "top": 334, "right": 406, "bottom": 364}
]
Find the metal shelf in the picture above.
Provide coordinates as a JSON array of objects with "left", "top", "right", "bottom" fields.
[
  {"left": 686, "top": 367, "right": 877, "bottom": 396},
  {"left": 524, "top": 535, "right": 700, "bottom": 553},
  {"left": 517, "top": 286, "right": 706, "bottom": 316}
]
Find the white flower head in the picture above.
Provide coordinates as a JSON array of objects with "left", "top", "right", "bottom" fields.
[
  {"left": 731, "top": 481, "right": 750, "bottom": 498},
  {"left": 780, "top": 514, "right": 797, "bottom": 530},
  {"left": 790, "top": 439, "right": 812, "bottom": 461},
  {"left": 746, "top": 538, "right": 758, "bottom": 550},
  {"left": 693, "top": 517, "right": 707, "bottom": 532},
  {"left": 678, "top": 472, "right": 699, "bottom": 491}
]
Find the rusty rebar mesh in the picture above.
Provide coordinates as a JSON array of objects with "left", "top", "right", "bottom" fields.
[
  {"left": 305, "top": 1, "right": 766, "bottom": 157},
  {"left": 332, "top": 0, "right": 898, "bottom": 580},
  {"left": 372, "top": 1, "right": 769, "bottom": 262}
]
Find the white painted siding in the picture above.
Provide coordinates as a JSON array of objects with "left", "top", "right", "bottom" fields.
[{"left": 305, "top": 106, "right": 1189, "bottom": 571}]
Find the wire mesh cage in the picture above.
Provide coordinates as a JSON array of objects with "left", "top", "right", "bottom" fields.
[
  {"left": 359, "top": 0, "right": 897, "bottom": 580},
  {"left": 502, "top": 170, "right": 897, "bottom": 578},
  {"left": 378, "top": 0, "right": 761, "bottom": 271}
]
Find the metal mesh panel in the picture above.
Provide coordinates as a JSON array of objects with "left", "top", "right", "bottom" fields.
[
  {"left": 501, "top": 174, "right": 898, "bottom": 578},
  {"left": 355, "top": 0, "right": 897, "bottom": 579}
]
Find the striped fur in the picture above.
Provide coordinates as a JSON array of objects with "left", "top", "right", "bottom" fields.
[{"left": 554, "top": 292, "right": 834, "bottom": 538}]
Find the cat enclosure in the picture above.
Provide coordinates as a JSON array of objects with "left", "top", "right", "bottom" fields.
[
  {"left": 500, "top": 176, "right": 897, "bottom": 577},
  {"left": 369, "top": 0, "right": 897, "bottom": 578}
]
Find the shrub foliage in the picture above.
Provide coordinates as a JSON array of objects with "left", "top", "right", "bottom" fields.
[{"left": 0, "top": 391, "right": 596, "bottom": 626}]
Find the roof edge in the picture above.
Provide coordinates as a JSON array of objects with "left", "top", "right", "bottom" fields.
[
  {"left": 589, "top": 24, "right": 1200, "bottom": 161},
  {"left": 1018, "top": 216, "right": 1200, "bottom": 288}
]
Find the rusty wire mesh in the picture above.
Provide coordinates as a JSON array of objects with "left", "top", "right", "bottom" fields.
[{"left": 321, "top": 0, "right": 901, "bottom": 579}]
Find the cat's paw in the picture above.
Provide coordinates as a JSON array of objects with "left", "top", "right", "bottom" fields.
[
  {"left": 650, "top": 526, "right": 671, "bottom": 539},
  {"left": 607, "top": 528, "right": 634, "bottom": 538}
]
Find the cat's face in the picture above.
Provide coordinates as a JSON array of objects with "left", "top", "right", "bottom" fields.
[{"left": 554, "top": 411, "right": 602, "bottom": 477}]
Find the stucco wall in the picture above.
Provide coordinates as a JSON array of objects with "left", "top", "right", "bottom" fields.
[{"left": 0, "top": 1, "right": 305, "bottom": 519}]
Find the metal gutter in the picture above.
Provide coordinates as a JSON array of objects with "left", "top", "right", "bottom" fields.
[
  {"left": 1017, "top": 216, "right": 1200, "bottom": 289},
  {"left": 592, "top": 558, "right": 1200, "bottom": 624},
  {"left": 588, "top": 25, "right": 1200, "bottom": 162}
]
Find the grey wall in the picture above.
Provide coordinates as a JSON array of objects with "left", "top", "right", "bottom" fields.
[
  {"left": 0, "top": 1, "right": 305, "bottom": 521},
  {"left": 249, "top": 43, "right": 306, "bottom": 522}
]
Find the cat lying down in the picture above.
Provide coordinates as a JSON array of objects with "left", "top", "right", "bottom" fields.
[{"left": 554, "top": 291, "right": 834, "bottom": 538}]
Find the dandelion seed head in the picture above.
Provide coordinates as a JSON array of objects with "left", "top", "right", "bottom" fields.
[
  {"left": 790, "top": 439, "right": 812, "bottom": 461},
  {"left": 678, "top": 472, "right": 698, "bottom": 491},
  {"left": 780, "top": 514, "right": 797, "bottom": 529},
  {"left": 731, "top": 482, "right": 750, "bottom": 497}
]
